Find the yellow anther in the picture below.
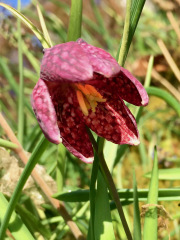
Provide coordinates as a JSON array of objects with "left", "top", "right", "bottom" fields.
[
  {"left": 85, "top": 85, "right": 102, "bottom": 98},
  {"left": 90, "top": 96, "right": 106, "bottom": 102},
  {"left": 75, "top": 83, "right": 90, "bottom": 95},
  {"left": 76, "top": 90, "right": 89, "bottom": 116},
  {"left": 74, "top": 83, "right": 106, "bottom": 116}
]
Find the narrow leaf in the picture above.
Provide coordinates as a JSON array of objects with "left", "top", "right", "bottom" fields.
[
  {"left": 0, "top": 3, "right": 50, "bottom": 48},
  {"left": 0, "top": 193, "right": 35, "bottom": 240},
  {"left": 53, "top": 188, "right": 180, "bottom": 202},
  {"left": 36, "top": 4, "right": 53, "bottom": 47},
  {"left": 0, "top": 138, "right": 18, "bottom": 149},
  {"left": 87, "top": 152, "right": 99, "bottom": 240},
  {"left": 145, "top": 168, "right": 180, "bottom": 180},
  {"left": 94, "top": 171, "right": 115, "bottom": 240},
  {"left": 146, "top": 87, "right": 180, "bottom": 117},
  {"left": 133, "top": 171, "right": 141, "bottom": 240},
  {"left": 143, "top": 147, "right": 159, "bottom": 240},
  {"left": 67, "top": 0, "right": 82, "bottom": 41}
]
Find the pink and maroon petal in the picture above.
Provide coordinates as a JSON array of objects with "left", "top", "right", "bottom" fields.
[
  {"left": 89, "top": 70, "right": 149, "bottom": 107},
  {"left": 77, "top": 38, "right": 121, "bottom": 77},
  {"left": 83, "top": 95, "right": 140, "bottom": 145},
  {"left": 31, "top": 79, "right": 61, "bottom": 144},
  {"left": 62, "top": 139, "right": 94, "bottom": 164},
  {"left": 115, "top": 67, "right": 149, "bottom": 106},
  {"left": 41, "top": 41, "right": 93, "bottom": 83},
  {"left": 54, "top": 90, "right": 94, "bottom": 163}
]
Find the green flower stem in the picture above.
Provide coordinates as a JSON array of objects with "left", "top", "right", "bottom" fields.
[
  {"left": 67, "top": 0, "right": 83, "bottom": 41},
  {"left": 118, "top": 0, "right": 132, "bottom": 66},
  {"left": 0, "top": 136, "right": 49, "bottom": 240},
  {"left": 87, "top": 130, "right": 132, "bottom": 240},
  {"left": 17, "top": 0, "right": 24, "bottom": 144},
  {"left": 88, "top": 151, "right": 99, "bottom": 240},
  {"left": 0, "top": 138, "right": 18, "bottom": 149}
]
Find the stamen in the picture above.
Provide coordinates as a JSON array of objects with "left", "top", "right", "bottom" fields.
[
  {"left": 75, "top": 84, "right": 90, "bottom": 95},
  {"left": 76, "top": 90, "right": 89, "bottom": 116},
  {"left": 74, "top": 83, "right": 106, "bottom": 116},
  {"left": 89, "top": 100, "right": 97, "bottom": 112},
  {"left": 85, "top": 85, "right": 103, "bottom": 98}
]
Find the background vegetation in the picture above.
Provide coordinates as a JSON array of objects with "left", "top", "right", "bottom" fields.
[{"left": 0, "top": 0, "right": 180, "bottom": 239}]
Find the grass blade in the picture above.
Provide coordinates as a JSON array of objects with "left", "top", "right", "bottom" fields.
[
  {"left": 87, "top": 152, "right": 99, "bottom": 240},
  {"left": 146, "top": 87, "right": 180, "bottom": 117},
  {"left": 67, "top": 0, "right": 82, "bottom": 41},
  {"left": 0, "top": 57, "right": 33, "bottom": 115},
  {"left": 0, "top": 138, "right": 18, "bottom": 149},
  {"left": 36, "top": 4, "right": 53, "bottom": 47},
  {"left": 17, "top": 0, "right": 24, "bottom": 144},
  {"left": 56, "top": 144, "right": 66, "bottom": 192},
  {"left": 145, "top": 168, "right": 180, "bottom": 180},
  {"left": 53, "top": 187, "right": 180, "bottom": 202},
  {"left": 94, "top": 171, "right": 115, "bottom": 240},
  {"left": 0, "top": 3, "right": 50, "bottom": 48},
  {"left": 143, "top": 147, "right": 158, "bottom": 240},
  {"left": 118, "top": 0, "right": 132, "bottom": 66},
  {"left": 0, "top": 193, "right": 35, "bottom": 240},
  {"left": 133, "top": 171, "right": 141, "bottom": 240},
  {"left": 116, "top": 0, "right": 146, "bottom": 61}
]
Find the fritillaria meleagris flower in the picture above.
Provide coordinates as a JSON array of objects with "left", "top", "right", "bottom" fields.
[{"left": 31, "top": 39, "right": 148, "bottom": 163}]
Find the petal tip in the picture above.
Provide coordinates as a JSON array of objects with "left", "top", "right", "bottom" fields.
[
  {"left": 129, "top": 138, "right": 140, "bottom": 146},
  {"left": 53, "top": 137, "right": 62, "bottom": 145},
  {"left": 81, "top": 156, "right": 94, "bottom": 164},
  {"left": 141, "top": 95, "right": 149, "bottom": 106}
]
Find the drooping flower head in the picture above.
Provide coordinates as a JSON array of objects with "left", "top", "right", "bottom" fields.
[{"left": 31, "top": 39, "right": 148, "bottom": 163}]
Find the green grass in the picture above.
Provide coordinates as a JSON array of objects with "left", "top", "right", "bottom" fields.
[{"left": 0, "top": 1, "right": 180, "bottom": 239}]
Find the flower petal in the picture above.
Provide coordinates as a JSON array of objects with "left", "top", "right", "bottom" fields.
[
  {"left": 89, "top": 70, "right": 149, "bottom": 107},
  {"left": 83, "top": 95, "right": 139, "bottom": 145},
  {"left": 41, "top": 41, "right": 93, "bottom": 82},
  {"left": 31, "top": 79, "right": 61, "bottom": 144},
  {"left": 52, "top": 89, "right": 94, "bottom": 163},
  {"left": 116, "top": 67, "right": 149, "bottom": 106},
  {"left": 62, "top": 139, "right": 94, "bottom": 164},
  {"left": 77, "top": 38, "right": 121, "bottom": 77}
]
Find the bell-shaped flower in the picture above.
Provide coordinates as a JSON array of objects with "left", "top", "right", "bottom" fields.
[{"left": 31, "top": 39, "right": 149, "bottom": 163}]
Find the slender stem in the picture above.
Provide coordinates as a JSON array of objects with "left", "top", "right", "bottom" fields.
[
  {"left": 56, "top": 144, "right": 66, "bottom": 192},
  {"left": 118, "top": 0, "right": 132, "bottom": 66},
  {"left": 67, "top": 0, "right": 83, "bottom": 41},
  {"left": 99, "top": 152, "right": 132, "bottom": 240},
  {"left": 88, "top": 151, "right": 99, "bottom": 239},
  {"left": 17, "top": 0, "right": 24, "bottom": 144},
  {"left": 36, "top": 4, "right": 53, "bottom": 47},
  {"left": 116, "top": 0, "right": 146, "bottom": 62},
  {"left": 0, "top": 138, "right": 18, "bottom": 149},
  {"left": 87, "top": 130, "right": 132, "bottom": 240}
]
